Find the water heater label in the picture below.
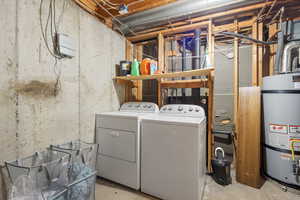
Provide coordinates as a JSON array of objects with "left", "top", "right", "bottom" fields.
[
  {"left": 289, "top": 125, "right": 300, "bottom": 134},
  {"left": 269, "top": 124, "right": 288, "bottom": 134},
  {"left": 294, "top": 82, "right": 300, "bottom": 89}
]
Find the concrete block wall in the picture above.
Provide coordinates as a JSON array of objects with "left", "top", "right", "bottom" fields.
[{"left": 0, "top": 1, "right": 124, "bottom": 196}]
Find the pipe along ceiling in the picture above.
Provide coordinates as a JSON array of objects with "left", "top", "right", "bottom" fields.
[{"left": 115, "top": 0, "right": 265, "bottom": 36}]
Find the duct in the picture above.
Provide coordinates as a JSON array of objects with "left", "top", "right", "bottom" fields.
[
  {"left": 193, "top": 29, "right": 201, "bottom": 70},
  {"left": 274, "top": 23, "right": 285, "bottom": 74},
  {"left": 281, "top": 41, "right": 300, "bottom": 73},
  {"left": 116, "top": 0, "right": 264, "bottom": 35},
  {"left": 220, "top": 32, "right": 277, "bottom": 45}
]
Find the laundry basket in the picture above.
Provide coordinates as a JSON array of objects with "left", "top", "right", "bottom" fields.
[
  {"left": 66, "top": 170, "right": 97, "bottom": 200},
  {"left": 50, "top": 140, "right": 98, "bottom": 172},
  {"left": 5, "top": 148, "right": 71, "bottom": 200}
]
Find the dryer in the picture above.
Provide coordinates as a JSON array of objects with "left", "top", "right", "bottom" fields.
[
  {"left": 141, "top": 104, "right": 207, "bottom": 200},
  {"left": 95, "top": 102, "right": 159, "bottom": 190}
]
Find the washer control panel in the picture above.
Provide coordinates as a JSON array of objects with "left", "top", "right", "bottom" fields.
[
  {"left": 120, "top": 102, "right": 159, "bottom": 113},
  {"left": 160, "top": 104, "right": 205, "bottom": 117}
]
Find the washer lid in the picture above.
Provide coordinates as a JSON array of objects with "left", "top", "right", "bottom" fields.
[
  {"left": 120, "top": 102, "right": 159, "bottom": 113},
  {"left": 160, "top": 104, "right": 206, "bottom": 118},
  {"left": 141, "top": 114, "right": 205, "bottom": 127},
  {"left": 97, "top": 111, "right": 158, "bottom": 119}
]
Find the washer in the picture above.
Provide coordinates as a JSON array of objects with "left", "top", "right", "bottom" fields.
[
  {"left": 95, "top": 102, "right": 159, "bottom": 190},
  {"left": 141, "top": 104, "right": 207, "bottom": 200}
]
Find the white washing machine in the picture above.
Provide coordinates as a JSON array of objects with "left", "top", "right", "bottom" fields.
[
  {"left": 141, "top": 104, "right": 207, "bottom": 200},
  {"left": 95, "top": 102, "right": 159, "bottom": 190}
]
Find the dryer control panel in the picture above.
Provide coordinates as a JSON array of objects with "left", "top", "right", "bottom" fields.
[
  {"left": 120, "top": 102, "right": 159, "bottom": 113},
  {"left": 160, "top": 104, "right": 205, "bottom": 117}
]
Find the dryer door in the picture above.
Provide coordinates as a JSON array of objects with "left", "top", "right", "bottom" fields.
[{"left": 96, "top": 128, "right": 136, "bottom": 162}]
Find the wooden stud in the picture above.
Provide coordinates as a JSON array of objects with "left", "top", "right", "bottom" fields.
[
  {"left": 157, "top": 79, "right": 162, "bottom": 107},
  {"left": 252, "top": 17, "right": 258, "bottom": 86},
  {"left": 258, "top": 22, "right": 264, "bottom": 86},
  {"left": 207, "top": 19, "right": 215, "bottom": 173},
  {"left": 158, "top": 33, "right": 165, "bottom": 72},
  {"left": 233, "top": 19, "right": 239, "bottom": 128},
  {"left": 207, "top": 73, "right": 214, "bottom": 173},
  {"left": 269, "top": 23, "right": 277, "bottom": 76},
  {"left": 125, "top": 40, "right": 134, "bottom": 102},
  {"left": 233, "top": 19, "right": 240, "bottom": 169},
  {"left": 136, "top": 45, "right": 143, "bottom": 101}
]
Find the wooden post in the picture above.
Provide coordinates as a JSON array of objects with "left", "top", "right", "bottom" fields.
[
  {"left": 269, "top": 23, "right": 277, "bottom": 76},
  {"left": 158, "top": 33, "right": 165, "bottom": 72},
  {"left": 258, "top": 22, "right": 264, "bottom": 86},
  {"left": 158, "top": 33, "right": 165, "bottom": 107},
  {"left": 252, "top": 17, "right": 258, "bottom": 86},
  {"left": 207, "top": 19, "right": 215, "bottom": 173},
  {"left": 157, "top": 79, "right": 162, "bottom": 107},
  {"left": 233, "top": 19, "right": 239, "bottom": 130},
  {"left": 125, "top": 40, "right": 134, "bottom": 102},
  {"left": 233, "top": 19, "right": 240, "bottom": 169},
  {"left": 136, "top": 45, "right": 143, "bottom": 101}
]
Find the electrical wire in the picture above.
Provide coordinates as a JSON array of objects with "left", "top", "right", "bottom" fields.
[
  {"left": 92, "top": 0, "right": 137, "bottom": 36},
  {"left": 39, "top": 0, "right": 69, "bottom": 95}
]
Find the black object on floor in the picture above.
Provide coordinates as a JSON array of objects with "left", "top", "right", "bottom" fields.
[{"left": 211, "top": 147, "right": 232, "bottom": 186}]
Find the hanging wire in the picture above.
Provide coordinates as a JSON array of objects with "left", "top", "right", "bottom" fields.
[
  {"left": 92, "top": 0, "right": 138, "bottom": 36},
  {"left": 39, "top": 0, "right": 69, "bottom": 95}
]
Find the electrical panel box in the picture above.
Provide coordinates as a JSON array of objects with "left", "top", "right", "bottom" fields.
[{"left": 56, "top": 33, "right": 75, "bottom": 58}]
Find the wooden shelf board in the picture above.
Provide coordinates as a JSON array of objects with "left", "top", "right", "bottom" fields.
[
  {"left": 160, "top": 79, "right": 208, "bottom": 88},
  {"left": 114, "top": 68, "right": 214, "bottom": 81}
]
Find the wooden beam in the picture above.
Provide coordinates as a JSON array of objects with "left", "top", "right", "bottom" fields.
[
  {"left": 115, "top": 68, "right": 214, "bottom": 81},
  {"left": 117, "top": 0, "right": 178, "bottom": 17},
  {"left": 128, "top": 21, "right": 209, "bottom": 42},
  {"left": 73, "top": 0, "right": 106, "bottom": 20},
  {"left": 189, "top": 1, "right": 274, "bottom": 24},
  {"left": 160, "top": 79, "right": 208, "bottom": 88},
  {"left": 252, "top": 17, "right": 258, "bottom": 86}
]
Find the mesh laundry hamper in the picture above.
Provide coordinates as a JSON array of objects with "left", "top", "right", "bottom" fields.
[
  {"left": 50, "top": 140, "right": 98, "bottom": 172},
  {"left": 50, "top": 140, "right": 98, "bottom": 200},
  {"left": 5, "top": 148, "right": 71, "bottom": 200}
]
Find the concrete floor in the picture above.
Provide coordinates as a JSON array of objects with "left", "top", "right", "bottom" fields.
[{"left": 95, "top": 176, "right": 300, "bottom": 200}]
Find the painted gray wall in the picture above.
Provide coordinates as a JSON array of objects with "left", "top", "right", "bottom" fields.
[{"left": 0, "top": 1, "right": 124, "bottom": 194}]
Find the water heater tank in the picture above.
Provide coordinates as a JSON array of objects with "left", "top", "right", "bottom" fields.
[{"left": 262, "top": 73, "right": 300, "bottom": 188}]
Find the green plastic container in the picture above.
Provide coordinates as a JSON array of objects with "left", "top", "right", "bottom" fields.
[{"left": 131, "top": 59, "right": 140, "bottom": 76}]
